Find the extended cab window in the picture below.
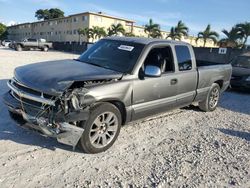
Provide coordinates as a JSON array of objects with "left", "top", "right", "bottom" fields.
[
  {"left": 175, "top": 45, "right": 192, "bottom": 71},
  {"left": 143, "top": 46, "right": 174, "bottom": 73}
]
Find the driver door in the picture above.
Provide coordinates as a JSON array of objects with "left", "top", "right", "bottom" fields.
[{"left": 132, "top": 45, "right": 178, "bottom": 120}]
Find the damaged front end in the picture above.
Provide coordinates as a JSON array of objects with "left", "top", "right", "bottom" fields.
[{"left": 3, "top": 78, "right": 98, "bottom": 149}]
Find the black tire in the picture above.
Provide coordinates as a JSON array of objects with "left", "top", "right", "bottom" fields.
[
  {"left": 16, "top": 44, "right": 22, "bottom": 51},
  {"left": 79, "top": 103, "right": 122, "bottom": 154},
  {"left": 43, "top": 46, "right": 49, "bottom": 52},
  {"left": 199, "top": 83, "right": 221, "bottom": 112}
]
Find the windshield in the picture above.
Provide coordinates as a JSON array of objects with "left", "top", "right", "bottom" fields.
[
  {"left": 231, "top": 56, "right": 250, "bottom": 69},
  {"left": 77, "top": 39, "right": 145, "bottom": 73}
]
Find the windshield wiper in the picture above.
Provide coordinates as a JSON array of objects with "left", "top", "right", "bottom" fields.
[
  {"left": 74, "top": 59, "right": 109, "bottom": 69},
  {"left": 73, "top": 58, "right": 82, "bottom": 62}
]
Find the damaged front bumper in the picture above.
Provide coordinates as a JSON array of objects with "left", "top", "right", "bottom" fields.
[{"left": 3, "top": 91, "right": 87, "bottom": 148}]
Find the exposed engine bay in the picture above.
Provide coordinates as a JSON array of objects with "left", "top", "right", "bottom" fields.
[{"left": 4, "top": 77, "right": 117, "bottom": 149}]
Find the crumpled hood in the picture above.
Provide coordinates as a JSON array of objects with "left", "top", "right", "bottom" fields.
[{"left": 14, "top": 59, "right": 123, "bottom": 95}]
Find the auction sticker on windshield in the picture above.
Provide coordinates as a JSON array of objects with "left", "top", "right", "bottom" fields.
[{"left": 118, "top": 45, "right": 134, "bottom": 51}]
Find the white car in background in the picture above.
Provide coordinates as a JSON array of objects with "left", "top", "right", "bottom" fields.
[{"left": 2, "top": 40, "right": 12, "bottom": 47}]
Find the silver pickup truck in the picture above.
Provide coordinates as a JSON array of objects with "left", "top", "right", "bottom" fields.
[
  {"left": 15, "top": 38, "right": 52, "bottom": 51},
  {"left": 3, "top": 37, "right": 232, "bottom": 153}
]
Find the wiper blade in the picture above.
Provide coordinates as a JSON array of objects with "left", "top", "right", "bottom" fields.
[
  {"left": 75, "top": 59, "right": 107, "bottom": 68},
  {"left": 73, "top": 58, "right": 82, "bottom": 62}
]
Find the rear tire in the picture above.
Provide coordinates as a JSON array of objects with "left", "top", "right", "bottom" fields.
[
  {"left": 43, "top": 46, "right": 49, "bottom": 52},
  {"left": 79, "top": 103, "right": 122, "bottom": 154},
  {"left": 199, "top": 83, "right": 221, "bottom": 112},
  {"left": 16, "top": 45, "right": 22, "bottom": 51}
]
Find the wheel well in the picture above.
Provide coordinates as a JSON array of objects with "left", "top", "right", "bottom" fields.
[
  {"left": 17, "top": 43, "right": 23, "bottom": 47},
  {"left": 108, "top": 100, "right": 127, "bottom": 125},
  {"left": 214, "top": 80, "right": 223, "bottom": 88}
]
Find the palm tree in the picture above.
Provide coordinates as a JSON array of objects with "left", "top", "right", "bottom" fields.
[
  {"left": 107, "top": 23, "right": 125, "bottom": 36},
  {"left": 124, "top": 32, "right": 136, "bottom": 37},
  {"left": 167, "top": 21, "right": 188, "bottom": 40},
  {"left": 175, "top": 20, "right": 189, "bottom": 37},
  {"left": 78, "top": 28, "right": 92, "bottom": 42},
  {"left": 236, "top": 22, "right": 250, "bottom": 48},
  {"left": 150, "top": 28, "right": 162, "bottom": 38},
  {"left": 167, "top": 27, "right": 181, "bottom": 40},
  {"left": 92, "top": 26, "right": 106, "bottom": 40},
  {"left": 196, "top": 24, "right": 219, "bottom": 47},
  {"left": 219, "top": 27, "right": 242, "bottom": 48},
  {"left": 144, "top": 19, "right": 161, "bottom": 38}
]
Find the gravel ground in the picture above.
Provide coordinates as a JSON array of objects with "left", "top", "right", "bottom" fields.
[{"left": 0, "top": 47, "right": 250, "bottom": 187}]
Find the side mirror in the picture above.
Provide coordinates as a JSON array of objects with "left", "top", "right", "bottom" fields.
[{"left": 144, "top": 65, "right": 161, "bottom": 77}]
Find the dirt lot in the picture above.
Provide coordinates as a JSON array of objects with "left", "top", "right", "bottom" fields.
[{"left": 0, "top": 47, "right": 250, "bottom": 187}]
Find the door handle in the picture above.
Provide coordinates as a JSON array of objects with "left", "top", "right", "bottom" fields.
[{"left": 170, "top": 78, "right": 178, "bottom": 85}]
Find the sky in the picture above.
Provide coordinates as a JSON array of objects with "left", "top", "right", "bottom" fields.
[{"left": 0, "top": 0, "right": 250, "bottom": 41}]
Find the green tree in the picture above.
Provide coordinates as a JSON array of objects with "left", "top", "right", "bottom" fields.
[
  {"left": 0, "top": 23, "right": 8, "bottom": 40},
  {"left": 78, "top": 28, "right": 92, "bottom": 42},
  {"left": 124, "top": 32, "right": 136, "bottom": 37},
  {"left": 236, "top": 22, "right": 250, "bottom": 48},
  {"left": 167, "top": 21, "right": 188, "bottom": 40},
  {"left": 150, "top": 28, "right": 162, "bottom": 38},
  {"left": 144, "top": 19, "right": 161, "bottom": 38},
  {"left": 196, "top": 24, "right": 219, "bottom": 47},
  {"left": 167, "top": 27, "right": 181, "bottom": 40},
  {"left": 175, "top": 21, "right": 189, "bottom": 37},
  {"left": 92, "top": 26, "right": 106, "bottom": 40},
  {"left": 35, "top": 8, "right": 64, "bottom": 20},
  {"left": 107, "top": 23, "right": 125, "bottom": 36},
  {"left": 219, "top": 27, "right": 242, "bottom": 48}
]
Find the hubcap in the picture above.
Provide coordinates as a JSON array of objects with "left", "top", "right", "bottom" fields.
[
  {"left": 209, "top": 87, "right": 219, "bottom": 108},
  {"left": 89, "top": 112, "right": 118, "bottom": 148}
]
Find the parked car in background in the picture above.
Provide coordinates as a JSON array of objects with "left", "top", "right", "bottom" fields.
[
  {"left": 15, "top": 38, "right": 52, "bottom": 51},
  {"left": 230, "top": 52, "right": 250, "bottom": 90},
  {"left": 1, "top": 40, "right": 12, "bottom": 47},
  {"left": 3, "top": 37, "right": 232, "bottom": 153},
  {"left": 8, "top": 41, "right": 16, "bottom": 49}
]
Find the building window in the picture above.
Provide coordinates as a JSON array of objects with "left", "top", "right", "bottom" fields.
[
  {"left": 94, "top": 16, "right": 102, "bottom": 22},
  {"left": 73, "top": 30, "right": 77, "bottom": 35},
  {"left": 73, "top": 17, "right": 78, "bottom": 22},
  {"left": 114, "top": 20, "right": 120, "bottom": 25},
  {"left": 82, "top": 15, "right": 88, "bottom": 21}
]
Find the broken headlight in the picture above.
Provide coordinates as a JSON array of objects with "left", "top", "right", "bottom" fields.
[{"left": 67, "top": 88, "right": 89, "bottom": 111}]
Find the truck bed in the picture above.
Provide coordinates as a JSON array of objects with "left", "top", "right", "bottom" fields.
[
  {"left": 194, "top": 62, "right": 232, "bottom": 102},
  {"left": 196, "top": 60, "right": 228, "bottom": 67}
]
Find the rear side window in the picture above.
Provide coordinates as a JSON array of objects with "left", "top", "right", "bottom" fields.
[
  {"left": 27, "top": 39, "right": 37, "bottom": 42},
  {"left": 175, "top": 45, "right": 192, "bottom": 71}
]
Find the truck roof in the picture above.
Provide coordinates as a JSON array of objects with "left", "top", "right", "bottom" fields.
[{"left": 106, "top": 36, "right": 190, "bottom": 46}]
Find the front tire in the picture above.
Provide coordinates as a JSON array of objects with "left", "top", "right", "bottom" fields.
[
  {"left": 79, "top": 103, "right": 122, "bottom": 154},
  {"left": 199, "top": 83, "right": 221, "bottom": 112}
]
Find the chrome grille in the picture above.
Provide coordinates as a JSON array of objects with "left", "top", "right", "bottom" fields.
[{"left": 8, "top": 78, "right": 56, "bottom": 107}]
